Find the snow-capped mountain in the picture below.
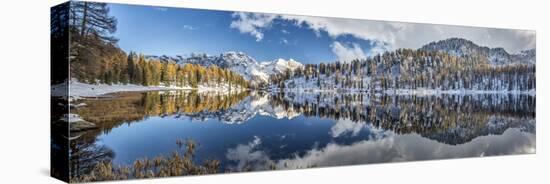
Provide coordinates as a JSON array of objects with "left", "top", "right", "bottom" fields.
[
  {"left": 260, "top": 58, "right": 304, "bottom": 74},
  {"left": 421, "top": 38, "right": 535, "bottom": 65},
  {"left": 144, "top": 55, "right": 186, "bottom": 64},
  {"left": 514, "top": 49, "right": 536, "bottom": 64},
  {"left": 177, "top": 92, "right": 302, "bottom": 124},
  {"left": 146, "top": 52, "right": 303, "bottom": 85},
  {"left": 252, "top": 58, "right": 304, "bottom": 83}
]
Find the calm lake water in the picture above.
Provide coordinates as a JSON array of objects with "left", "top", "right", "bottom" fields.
[{"left": 69, "top": 90, "right": 536, "bottom": 176}]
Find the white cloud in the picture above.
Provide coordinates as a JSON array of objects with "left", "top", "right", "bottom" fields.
[
  {"left": 281, "top": 29, "right": 290, "bottom": 34},
  {"left": 230, "top": 12, "right": 535, "bottom": 53},
  {"left": 331, "top": 41, "right": 367, "bottom": 62},
  {"left": 230, "top": 12, "right": 277, "bottom": 42},
  {"left": 276, "top": 128, "right": 534, "bottom": 168},
  {"left": 225, "top": 136, "right": 275, "bottom": 171},
  {"left": 281, "top": 15, "right": 408, "bottom": 45},
  {"left": 222, "top": 127, "right": 534, "bottom": 171},
  {"left": 367, "top": 41, "right": 392, "bottom": 57},
  {"left": 222, "top": 123, "right": 534, "bottom": 171},
  {"left": 330, "top": 118, "right": 365, "bottom": 137},
  {"left": 330, "top": 119, "right": 388, "bottom": 138},
  {"left": 182, "top": 25, "right": 197, "bottom": 31}
]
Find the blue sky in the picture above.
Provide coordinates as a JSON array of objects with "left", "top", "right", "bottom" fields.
[
  {"left": 110, "top": 4, "right": 376, "bottom": 64},
  {"left": 108, "top": 3, "right": 535, "bottom": 64}
]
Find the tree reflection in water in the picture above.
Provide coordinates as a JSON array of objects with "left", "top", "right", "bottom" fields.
[
  {"left": 69, "top": 138, "right": 114, "bottom": 180},
  {"left": 69, "top": 90, "right": 535, "bottom": 181},
  {"left": 269, "top": 92, "right": 535, "bottom": 145}
]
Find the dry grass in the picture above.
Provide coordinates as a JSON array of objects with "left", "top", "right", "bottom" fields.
[{"left": 71, "top": 139, "right": 219, "bottom": 182}]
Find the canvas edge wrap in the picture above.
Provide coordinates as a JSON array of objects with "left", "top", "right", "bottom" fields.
[{"left": 51, "top": 1, "right": 70, "bottom": 183}]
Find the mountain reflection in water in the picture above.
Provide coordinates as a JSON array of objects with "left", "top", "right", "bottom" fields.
[{"left": 69, "top": 90, "right": 535, "bottom": 176}]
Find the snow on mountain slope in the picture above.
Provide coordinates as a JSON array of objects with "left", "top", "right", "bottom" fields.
[
  {"left": 177, "top": 92, "right": 302, "bottom": 124},
  {"left": 261, "top": 58, "right": 303, "bottom": 73},
  {"left": 421, "top": 38, "right": 535, "bottom": 65},
  {"left": 146, "top": 51, "right": 304, "bottom": 85},
  {"left": 144, "top": 38, "right": 534, "bottom": 87},
  {"left": 513, "top": 49, "right": 536, "bottom": 64}
]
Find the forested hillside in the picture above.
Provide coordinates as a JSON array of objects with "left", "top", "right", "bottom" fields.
[
  {"left": 67, "top": 2, "right": 249, "bottom": 89},
  {"left": 271, "top": 48, "right": 535, "bottom": 92}
]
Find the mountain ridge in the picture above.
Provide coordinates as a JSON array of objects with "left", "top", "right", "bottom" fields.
[
  {"left": 143, "top": 38, "right": 535, "bottom": 86},
  {"left": 145, "top": 51, "right": 304, "bottom": 86},
  {"left": 145, "top": 51, "right": 304, "bottom": 85},
  {"left": 420, "top": 38, "right": 535, "bottom": 65}
]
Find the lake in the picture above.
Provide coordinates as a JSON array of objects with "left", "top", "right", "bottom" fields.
[{"left": 68, "top": 90, "right": 536, "bottom": 177}]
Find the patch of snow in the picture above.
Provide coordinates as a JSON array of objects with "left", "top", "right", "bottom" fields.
[
  {"left": 52, "top": 79, "right": 192, "bottom": 99},
  {"left": 60, "top": 113, "right": 85, "bottom": 123}
]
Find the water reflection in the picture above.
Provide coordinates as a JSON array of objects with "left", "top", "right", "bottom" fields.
[
  {"left": 271, "top": 128, "right": 534, "bottom": 169},
  {"left": 270, "top": 92, "right": 535, "bottom": 145},
  {"left": 69, "top": 138, "right": 115, "bottom": 179},
  {"left": 70, "top": 90, "right": 535, "bottom": 177}
]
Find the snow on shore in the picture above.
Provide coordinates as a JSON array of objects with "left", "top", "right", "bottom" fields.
[
  {"left": 197, "top": 83, "right": 247, "bottom": 93},
  {"left": 51, "top": 80, "right": 248, "bottom": 99},
  {"left": 51, "top": 80, "right": 189, "bottom": 98},
  {"left": 269, "top": 87, "right": 536, "bottom": 96},
  {"left": 382, "top": 88, "right": 536, "bottom": 96}
]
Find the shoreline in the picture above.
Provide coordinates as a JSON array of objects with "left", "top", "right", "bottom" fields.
[
  {"left": 51, "top": 80, "right": 536, "bottom": 100},
  {"left": 269, "top": 88, "right": 536, "bottom": 96},
  {"left": 51, "top": 80, "right": 248, "bottom": 99}
]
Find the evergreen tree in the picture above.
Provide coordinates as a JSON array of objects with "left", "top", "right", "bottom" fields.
[{"left": 70, "top": 1, "right": 117, "bottom": 43}]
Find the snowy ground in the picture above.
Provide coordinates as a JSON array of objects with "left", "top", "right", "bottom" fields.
[
  {"left": 197, "top": 83, "right": 247, "bottom": 94},
  {"left": 275, "top": 75, "right": 535, "bottom": 96},
  {"left": 382, "top": 88, "right": 536, "bottom": 96},
  {"left": 51, "top": 80, "right": 247, "bottom": 101},
  {"left": 51, "top": 80, "right": 191, "bottom": 99},
  {"left": 269, "top": 86, "right": 536, "bottom": 96}
]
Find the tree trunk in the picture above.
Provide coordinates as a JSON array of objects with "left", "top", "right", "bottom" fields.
[{"left": 80, "top": 2, "right": 88, "bottom": 36}]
